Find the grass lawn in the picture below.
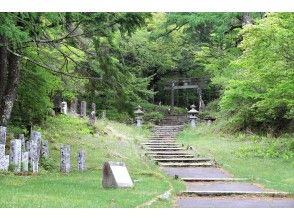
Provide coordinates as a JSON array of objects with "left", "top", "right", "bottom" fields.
[
  {"left": 0, "top": 116, "right": 184, "bottom": 208},
  {"left": 177, "top": 124, "right": 294, "bottom": 193}
]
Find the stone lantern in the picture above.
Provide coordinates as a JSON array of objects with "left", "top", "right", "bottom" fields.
[
  {"left": 134, "top": 105, "right": 144, "bottom": 127},
  {"left": 188, "top": 104, "right": 199, "bottom": 128}
]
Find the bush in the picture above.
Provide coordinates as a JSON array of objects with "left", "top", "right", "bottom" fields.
[
  {"left": 236, "top": 138, "right": 294, "bottom": 160},
  {"left": 40, "top": 157, "right": 56, "bottom": 172}
]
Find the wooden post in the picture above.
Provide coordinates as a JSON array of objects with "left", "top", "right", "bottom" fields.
[{"left": 171, "top": 82, "right": 175, "bottom": 108}]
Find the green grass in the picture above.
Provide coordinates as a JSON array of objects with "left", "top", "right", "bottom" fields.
[
  {"left": 0, "top": 115, "right": 184, "bottom": 207},
  {"left": 177, "top": 124, "right": 294, "bottom": 193}
]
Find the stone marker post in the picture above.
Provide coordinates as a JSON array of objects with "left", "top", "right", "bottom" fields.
[
  {"left": 60, "top": 144, "right": 71, "bottom": 173},
  {"left": 134, "top": 105, "right": 144, "bottom": 127},
  {"left": 77, "top": 150, "right": 86, "bottom": 172},
  {"left": 29, "top": 140, "right": 39, "bottom": 173},
  {"left": 80, "top": 101, "right": 87, "bottom": 117},
  {"left": 91, "top": 103, "right": 96, "bottom": 113},
  {"left": 188, "top": 104, "right": 199, "bottom": 128},
  {"left": 0, "top": 126, "right": 8, "bottom": 171},
  {"left": 9, "top": 139, "right": 22, "bottom": 173},
  {"left": 0, "top": 144, "right": 9, "bottom": 171},
  {"left": 0, "top": 126, "right": 6, "bottom": 145},
  {"left": 30, "top": 131, "right": 42, "bottom": 160},
  {"left": 41, "top": 140, "right": 49, "bottom": 158},
  {"left": 102, "top": 110, "right": 106, "bottom": 119},
  {"left": 102, "top": 161, "right": 134, "bottom": 188},
  {"left": 70, "top": 98, "right": 78, "bottom": 115},
  {"left": 21, "top": 152, "right": 29, "bottom": 172},
  {"left": 60, "top": 101, "right": 68, "bottom": 114},
  {"left": 19, "top": 134, "right": 25, "bottom": 150},
  {"left": 89, "top": 111, "right": 96, "bottom": 125}
]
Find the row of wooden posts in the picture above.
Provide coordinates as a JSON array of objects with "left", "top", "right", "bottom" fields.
[{"left": 0, "top": 126, "right": 86, "bottom": 173}]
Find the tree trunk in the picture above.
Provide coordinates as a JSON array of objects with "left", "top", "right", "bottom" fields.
[
  {"left": 0, "top": 35, "right": 8, "bottom": 99},
  {"left": 241, "top": 13, "right": 253, "bottom": 26},
  {"left": 0, "top": 51, "right": 21, "bottom": 126}
]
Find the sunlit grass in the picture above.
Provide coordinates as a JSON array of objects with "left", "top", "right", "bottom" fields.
[
  {"left": 0, "top": 115, "right": 184, "bottom": 207},
  {"left": 177, "top": 124, "right": 294, "bottom": 193}
]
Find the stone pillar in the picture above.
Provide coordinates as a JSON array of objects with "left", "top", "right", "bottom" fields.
[
  {"left": 70, "top": 98, "right": 78, "bottom": 115},
  {"left": 19, "top": 134, "right": 25, "bottom": 150},
  {"left": 0, "top": 144, "right": 9, "bottom": 171},
  {"left": 60, "top": 101, "right": 68, "bottom": 114},
  {"left": 30, "top": 131, "right": 42, "bottom": 160},
  {"left": 21, "top": 151, "right": 29, "bottom": 172},
  {"left": 25, "top": 140, "right": 30, "bottom": 151},
  {"left": 60, "top": 145, "right": 70, "bottom": 173},
  {"left": 0, "top": 126, "right": 6, "bottom": 145},
  {"left": 91, "top": 103, "right": 96, "bottom": 113},
  {"left": 41, "top": 140, "right": 49, "bottom": 158},
  {"left": 80, "top": 101, "right": 87, "bottom": 117},
  {"left": 77, "top": 150, "right": 86, "bottom": 172},
  {"left": 0, "top": 144, "right": 5, "bottom": 168},
  {"left": 9, "top": 139, "right": 22, "bottom": 173},
  {"left": 28, "top": 140, "right": 39, "bottom": 173},
  {"left": 89, "top": 111, "right": 96, "bottom": 125},
  {"left": 102, "top": 110, "right": 106, "bottom": 119},
  {"left": 190, "top": 117, "right": 196, "bottom": 128},
  {"left": 0, "top": 153, "right": 9, "bottom": 171}
]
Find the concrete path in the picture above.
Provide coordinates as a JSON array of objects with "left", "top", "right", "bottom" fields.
[{"left": 143, "top": 125, "right": 294, "bottom": 208}]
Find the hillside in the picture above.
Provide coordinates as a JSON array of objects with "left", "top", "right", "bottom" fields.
[{"left": 0, "top": 115, "right": 184, "bottom": 207}]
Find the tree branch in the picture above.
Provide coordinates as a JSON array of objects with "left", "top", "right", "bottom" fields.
[{"left": 7, "top": 48, "right": 102, "bottom": 80}]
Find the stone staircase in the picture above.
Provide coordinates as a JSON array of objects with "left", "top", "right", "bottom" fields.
[
  {"left": 158, "top": 114, "right": 189, "bottom": 126},
  {"left": 142, "top": 122, "right": 294, "bottom": 208}
]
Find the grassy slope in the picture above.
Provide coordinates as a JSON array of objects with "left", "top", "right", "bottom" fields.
[
  {"left": 177, "top": 124, "right": 294, "bottom": 193},
  {"left": 0, "top": 116, "right": 184, "bottom": 208}
]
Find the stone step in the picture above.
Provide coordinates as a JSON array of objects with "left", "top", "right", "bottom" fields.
[
  {"left": 145, "top": 151, "right": 192, "bottom": 155},
  {"left": 144, "top": 145, "right": 180, "bottom": 148},
  {"left": 146, "top": 140, "right": 175, "bottom": 143},
  {"left": 161, "top": 167, "right": 232, "bottom": 179},
  {"left": 143, "top": 143, "right": 178, "bottom": 145},
  {"left": 185, "top": 182, "right": 264, "bottom": 192},
  {"left": 145, "top": 147, "right": 184, "bottom": 151},
  {"left": 143, "top": 145, "right": 180, "bottom": 148},
  {"left": 180, "top": 177, "right": 249, "bottom": 182},
  {"left": 158, "top": 162, "right": 214, "bottom": 167},
  {"left": 178, "top": 191, "right": 292, "bottom": 197},
  {"left": 154, "top": 126, "right": 184, "bottom": 129},
  {"left": 153, "top": 158, "right": 212, "bottom": 163},
  {"left": 176, "top": 197, "right": 294, "bottom": 208},
  {"left": 150, "top": 154, "right": 195, "bottom": 158}
]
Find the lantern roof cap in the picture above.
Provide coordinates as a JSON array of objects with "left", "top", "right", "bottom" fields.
[
  {"left": 188, "top": 104, "right": 199, "bottom": 114},
  {"left": 134, "top": 105, "right": 144, "bottom": 115}
]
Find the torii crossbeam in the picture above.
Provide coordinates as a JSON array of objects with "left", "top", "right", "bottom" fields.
[{"left": 164, "top": 77, "right": 208, "bottom": 111}]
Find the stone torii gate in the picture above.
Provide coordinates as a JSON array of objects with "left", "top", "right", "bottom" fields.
[{"left": 164, "top": 77, "right": 207, "bottom": 111}]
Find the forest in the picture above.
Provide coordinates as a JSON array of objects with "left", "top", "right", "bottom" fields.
[
  {"left": 0, "top": 12, "right": 293, "bottom": 133},
  {"left": 0, "top": 12, "right": 294, "bottom": 208}
]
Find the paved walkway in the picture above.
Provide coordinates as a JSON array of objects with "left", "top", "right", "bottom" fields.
[{"left": 143, "top": 125, "right": 294, "bottom": 208}]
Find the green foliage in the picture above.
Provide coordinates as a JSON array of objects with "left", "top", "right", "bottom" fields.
[
  {"left": 236, "top": 139, "right": 294, "bottom": 160},
  {"left": 12, "top": 64, "right": 61, "bottom": 125},
  {"left": 220, "top": 13, "right": 294, "bottom": 132},
  {"left": 40, "top": 157, "right": 56, "bottom": 171}
]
